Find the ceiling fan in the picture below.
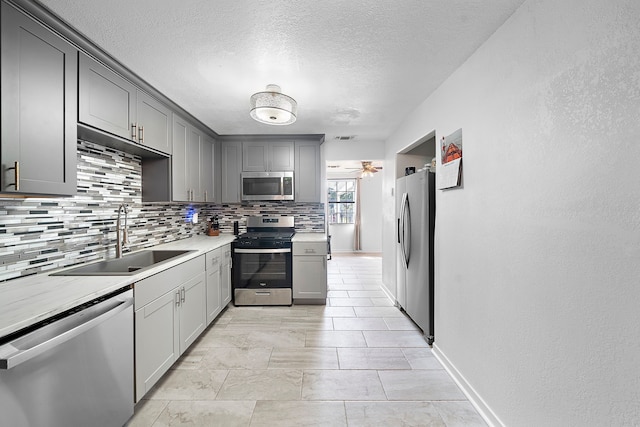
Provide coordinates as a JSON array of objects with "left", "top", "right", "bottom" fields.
[{"left": 347, "top": 161, "right": 383, "bottom": 177}]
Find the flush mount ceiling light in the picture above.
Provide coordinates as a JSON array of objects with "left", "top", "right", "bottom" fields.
[{"left": 250, "top": 84, "right": 297, "bottom": 125}]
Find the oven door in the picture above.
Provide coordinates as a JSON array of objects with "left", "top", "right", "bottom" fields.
[{"left": 232, "top": 248, "right": 292, "bottom": 289}]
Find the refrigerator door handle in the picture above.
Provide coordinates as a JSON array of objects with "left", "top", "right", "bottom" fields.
[
  {"left": 399, "top": 193, "right": 406, "bottom": 261},
  {"left": 404, "top": 196, "right": 411, "bottom": 267}
]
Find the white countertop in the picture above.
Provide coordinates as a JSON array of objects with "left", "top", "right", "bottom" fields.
[
  {"left": 292, "top": 232, "right": 327, "bottom": 243},
  {"left": 0, "top": 235, "right": 236, "bottom": 338}
]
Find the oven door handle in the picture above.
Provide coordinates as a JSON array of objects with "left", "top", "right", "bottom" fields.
[{"left": 233, "top": 248, "right": 291, "bottom": 254}]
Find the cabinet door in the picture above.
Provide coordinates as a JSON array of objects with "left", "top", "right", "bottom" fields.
[
  {"left": 295, "top": 141, "right": 321, "bottom": 202},
  {"left": 179, "top": 272, "right": 207, "bottom": 354},
  {"left": 1, "top": 3, "right": 77, "bottom": 196},
  {"left": 187, "top": 127, "right": 202, "bottom": 202},
  {"left": 220, "top": 245, "right": 232, "bottom": 306},
  {"left": 221, "top": 141, "right": 242, "bottom": 203},
  {"left": 79, "top": 52, "right": 136, "bottom": 140},
  {"left": 205, "top": 249, "right": 222, "bottom": 325},
  {"left": 137, "top": 90, "right": 172, "bottom": 155},
  {"left": 293, "top": 256, "right": 327, "bottom": 299},
  {"left": 269, "top": 141, "right": 295, "bottom": 171},
  {"left": 242, "top": 141, "right": 268, "bottom": 171},
  {"left": 171, "top": 114, "right": 189, "bottom": 201},
  {"left": 135, "top": 289, "right": 179, "bottom": 402},
  {"left": 201, "top": 136, "right": 214, "bottom": 203}
]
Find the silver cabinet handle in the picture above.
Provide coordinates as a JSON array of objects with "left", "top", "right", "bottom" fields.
[
  {"left": 0, "top": 294, "right": 132, "bottom": 370},
  {"left": 304, "top": 248, "right": 316, "bottom": 254},
  {"left": 181, "top": 287, "right": 186, "bottom": 303},
  {"left": 204, "top": 191, "right": 207, "bottom": 202},
  {"left": 175, "top": 290, "right": 181, "bottom": 306},
  {"left": 139, "top": 125, "right": 144, "bottom": 144},
  {"left": 131, "top": 123, "right": 137, "bottom": 140},
  {"left": 5, "top": 161, "right": 19, "bottom": 191}
]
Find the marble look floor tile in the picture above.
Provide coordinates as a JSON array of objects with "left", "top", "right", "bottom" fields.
[
  {"left": 402, "top": 348, "right": 443, "bottom": 370},
  {"left": 347, "top": 290, "right": 388, "bottom": 298},
  {"left": 327, "top": 290, "right": 349, "bottom": 298},
  {"left": 337, "top": 348, "right": 411, "bottom": 370},
  {"left": 153, "top": 400, "right": 256, "bottom": 427},
  {"left": 432, "top": 401, "right": 488, "bottom": 427},
  {"left": 329, "top": 297, "right": 373, "bottom": 307},
  {"left": 316, "top": 306, "right": 357, "bottom": 318},
  {"left": 363, "top": 330, "right": 429, "bottom": 348},
  {"left": 145, "top": 369, "right": 228, "bottom": 401},
  {"left": 250, "top": 401, "right": 347, "bottom": 427},
  {"left": 378, "top": 370, "right": 466, "bottom": 401},
  {"left": 354, "top": 306, "right": 405, "bottom": 317},
  {"left": 195, "top": 328, "right": 249, "bottom": 348},
  {"left": 269, "top": 348, "right": 339, "bottom": 369},
  {"left": 172, "top": 348, "right": 207, "bottom": 370},
  {"left": 201, "top": 347, "right": 272, "bottom": 370},
  {"left": 370, "top": 297, "right": 395, "bottom": 307},
  {"left": 345, "top": 401, "right": 446, "bottom": 427},
  {"left": 216, "top": 369, "right": 303, "bottom": 400},
  {"left": 279, "top": 316, "right": 334, "bottom": 331},
  {"left": 224, "top": 319, "right": 283, "bottom": 331},
  {"left": 333, "top": 317, "right": 389, "bottom": 331},
  {"left": 383, "top": 316, "right": 421, "bottom": 331},
  {"left": 305, "top": 330, "right": 367, "bottom": 347},
  {"left": 127, "top": 399, "right": 168, "bottom": 427},
  {"left": 245, "top": 330, "right": 306, "bottom": 348},
  {"left": 301, "top": 369, "right": 386, "bottom": 400},
  {"left": 327, "top": 284, "right": 366, "bottom": 291}
]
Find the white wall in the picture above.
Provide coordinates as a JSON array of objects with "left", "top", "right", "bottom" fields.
[
  {"left": 358, "top": 173, "right": 383, "bottom": 252},
  {"left": 381, "top": 0, "right": 640, "bottom": 425}
]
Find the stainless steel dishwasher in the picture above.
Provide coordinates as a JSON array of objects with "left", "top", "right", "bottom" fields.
[{"left": 0, "top": 287, "right": 134, "bottom": 427}]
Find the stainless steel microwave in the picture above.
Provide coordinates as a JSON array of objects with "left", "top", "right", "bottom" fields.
[{"left": 241, "top": 171, "right": 294, "bottom": 201}]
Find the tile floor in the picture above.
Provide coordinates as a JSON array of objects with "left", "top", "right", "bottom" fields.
[{"left": 127, "top": 254, "right": 487, "bottom": 426}]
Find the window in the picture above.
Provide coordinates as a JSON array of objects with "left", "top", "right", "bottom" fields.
[{"left": 327, "top": 179, "right": 355, "bottom": 224}]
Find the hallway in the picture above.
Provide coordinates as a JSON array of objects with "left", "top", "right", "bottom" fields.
[{"left": 128, "top": 255, "right": 486, "bottom": 426}]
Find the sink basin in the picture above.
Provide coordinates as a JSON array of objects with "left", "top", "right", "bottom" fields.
[{"left": 50, "top": 250, "right": 196, "bottom": 276}]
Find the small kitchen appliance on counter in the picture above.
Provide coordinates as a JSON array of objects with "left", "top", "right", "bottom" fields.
[{"left": 232, "top": 216, "right": 295, "bottom": 306}]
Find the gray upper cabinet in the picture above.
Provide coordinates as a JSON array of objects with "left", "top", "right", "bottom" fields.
[
  {"left": 172, "top": 114, "right": 209, "bottom": 202},
  {"left": 79, "top": 52, "right": 136, "bottom": 140},
  {"left": 221, "top": 141, "right": 242, "bottom": 203},
  {"left": 136, "top": 90, "right": 172, "bottom": 154},
  {"left": 242, "top": 140, "right": 294, "bottom": 171},
  {"left": 295, "top": 141, "right": 321, "bottom": 202},
  {"left": 79, "top": 53, "right": 172, "bottom": 155},
  {"left": 201, "top": 136, "right": 214, "bottom": 203},
  {"left": 1, "top": 2, "right": 77, "bottom": 196}
]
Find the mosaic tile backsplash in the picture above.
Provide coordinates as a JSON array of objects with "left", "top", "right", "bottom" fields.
[{"left": 0, "top": 140, "right": 324, "bottom": 282}]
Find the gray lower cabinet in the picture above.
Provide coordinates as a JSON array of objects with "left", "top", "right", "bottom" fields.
[
  {"left": 79, "top": 52, "right": 172, "bottom": 155},
  {"left": 295, "top": 141, "right": 321, "bottom": 202},
  {"left": 205, "top": 243, "right": 232, "bottom": 326},
  {"left": 293, "top": 241, "right": 328, "bottom": 302},
  {"left": 1, "top": 2, "right": 77, "bottom": 196},
  {"left": 205, "top": 248, "right": 222, "bottom": 325},
  {"left": 221, "top": 140, "right": 242, "bottom": 203},
  {"left": 221, "top": 244, "right": 232, "bottom": 306},
  {"left": 134, "top": 255, "right": 206, "bottom": 401}
]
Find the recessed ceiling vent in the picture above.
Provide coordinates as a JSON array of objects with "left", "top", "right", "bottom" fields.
[{"left": 334, "top": 135, "right": 356, "bottom": 141}]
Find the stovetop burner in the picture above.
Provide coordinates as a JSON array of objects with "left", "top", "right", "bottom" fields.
[
  {"left": 233, "top": 216, "right": 295, "bottom": 249},
  {"left": 237, "top": 231, "right": 295, "bottom": 241}
]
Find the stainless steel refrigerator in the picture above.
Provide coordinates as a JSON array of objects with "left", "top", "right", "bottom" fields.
[{"left": 396, "top": 169, "right": 436, "bottom": 344}]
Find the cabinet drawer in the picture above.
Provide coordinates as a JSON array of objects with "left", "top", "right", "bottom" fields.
[
  {"left": 293, "top": 241, "right": 327, "bottom": 256},
  {"left": 134, "top": 255, "right": 205, "bottom": 308}
]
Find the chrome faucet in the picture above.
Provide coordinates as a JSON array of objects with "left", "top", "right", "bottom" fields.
[{"left": 116, "top": 204, "right": 129, "bottom": 258}]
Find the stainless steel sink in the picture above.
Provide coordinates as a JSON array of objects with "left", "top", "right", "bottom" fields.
[{"left": 50, "top": 250, "right": 196, "bottom": 276}]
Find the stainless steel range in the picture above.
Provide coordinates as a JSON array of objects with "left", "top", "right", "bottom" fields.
[{"left": 232, "top": 216, "right": 295, "bottom": 306}]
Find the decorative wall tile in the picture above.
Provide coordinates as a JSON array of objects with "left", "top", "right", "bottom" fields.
[{"left": 0, "top": 140, "right": 324, "bottom": 283}]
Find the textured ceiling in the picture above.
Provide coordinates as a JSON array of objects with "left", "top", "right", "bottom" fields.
[{"left": 38, "top": 0, "right": 526, "bottom": 141}]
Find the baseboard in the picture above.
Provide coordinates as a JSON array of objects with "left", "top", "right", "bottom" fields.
[{"left": 432, "top": 344, "right": 505, "bottom": 427}]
